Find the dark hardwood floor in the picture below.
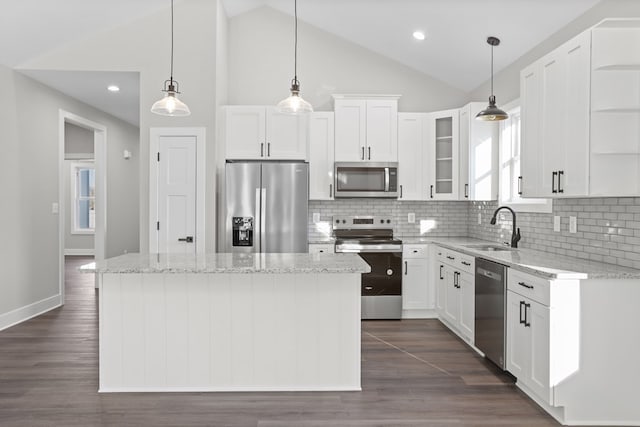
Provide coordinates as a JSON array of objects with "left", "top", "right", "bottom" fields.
[{"left": 0, "top": 256, "right": 560, "bottom": 426}]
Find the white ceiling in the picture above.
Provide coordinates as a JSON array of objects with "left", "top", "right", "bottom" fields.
[{"left": 2, "top": 0, "right": 602, "bottom": 126}]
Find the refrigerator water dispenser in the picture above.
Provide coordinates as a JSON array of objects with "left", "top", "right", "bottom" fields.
[{"left": 232, "top": 217, "right": 253, "bottom": 246}]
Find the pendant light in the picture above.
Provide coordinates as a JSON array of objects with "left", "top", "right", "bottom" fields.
[
  {"left": 476, "top": 36, "right": 507, "bottom": 121},
  {"left": 276, "top": 0, "right": 313, "bottom": 114},
  {"left": 151, "top": 0, "right": 191, "bottom": 117}
]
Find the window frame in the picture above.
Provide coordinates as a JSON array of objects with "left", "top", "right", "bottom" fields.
[{"left": 70, "top": 161, "right": 96, "bottom": 235}]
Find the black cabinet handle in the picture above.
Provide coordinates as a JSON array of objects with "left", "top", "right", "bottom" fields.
[
  {"left": 464, "top": 183, "right": 469, "bottom": 198},
  {"left": 261, "top": 143, "right": 264, "bottom": 157},
  {"left": 518, "top": 176, "right": 522, "bottom": 195},
  {"left": 178, "top": 236, "right": 194, "bottom": 243},
  {"left": 558, "top": 170, "right": 564, "bottom": 193},
  {"left": 519, "top": 301, "right": 525, "bottom": 324},
  {"left": 446, "top": 255, "right": 455, "bottom": 260},
  {"left": 461, "top": 261, "right": 471, "bottom": 266},
  {"left": 329, "top": 184, "right": 333, "bottom": 198},
  {"left": 552, "top": 171, "right": 558, "bottom": 193},
  {"left": 399, "top": 185, "right": 403, "bottom": 198},
  {"left": 518, "top": 281, "right": 534, "bottom": 289},
  {"left": 368, "top": 147, "right": 371, "bottom": 160},
  {"left": 524, "top": 303, "right": 531, "bottom": 327},
  {"left": 430, "top": 185, "right": 434, "bottom": 199},
  {"left": 267, "top": 142, "right": 271, "bottom": 157},
  {"left": 454, "top": 271, "right": 460, "bottom": 288},
  {"left": 404, "top": 261, "right": 408, "bottom": 275},
  {"left": 439, "top": 265, "right": 443, "bottom": 280},
  {"left": 361, "top": 147, "right": 365, "bottom": 160}
]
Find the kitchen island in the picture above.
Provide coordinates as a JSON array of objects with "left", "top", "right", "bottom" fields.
[{"left": 83, "top": 252, "right": 369, "bottom": 393}]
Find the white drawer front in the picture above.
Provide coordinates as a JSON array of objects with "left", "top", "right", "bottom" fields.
[
  {"left": 403, "top": 244, "right": 429, "bottom": 258},
  {"left": 507, "top": 269, "right": 550, "bottom": 306}
]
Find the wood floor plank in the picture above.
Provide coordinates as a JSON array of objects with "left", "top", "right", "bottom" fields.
[{"left": 0, "top": 256, "right": 568, "bottom": 426}]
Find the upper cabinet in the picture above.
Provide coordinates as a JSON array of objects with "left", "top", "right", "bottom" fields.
[
  {"left": 309, "top": 112, "right": 335, "bottom": 200},
  {"left": 459, "top": 102, "right": 499, "bottom": 201},
  {"left": 398, "top": 113, "right": 428, "bottom": 200},
  {"left": 590, "top": 25, "right": 640, "bottom": 196},
  {"left": 222, "top": 106, "right": 308, "bottom": 160},
  {"left": 425, "top": 109, "right": 459, "bottom": 200},
  {"left": 333, "top": 95, "right": 399, "bottom": 162}
]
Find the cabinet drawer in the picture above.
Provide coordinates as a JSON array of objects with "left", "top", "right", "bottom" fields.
[
  {"left": 507, "top": 269, "right": 550, "bottom": 306},
  {"left": 435, "top": 246, "right": 446, "bottom": 263},
  {"left": 309, "top": 244, "right": 334, "bottom": 254},
  {"left": 403, "top": 244, "right": 428, "bottom": 258},
  {"left": 441, "top": 249, "right": 474, "bottom": 275}
]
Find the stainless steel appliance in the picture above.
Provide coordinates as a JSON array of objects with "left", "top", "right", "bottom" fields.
[
  {"left": 334, "top": 216, "right": 402, "bottom": 319},
  {"left": 475, "top": 258, "right": 508, "bottom": 369},
  {"left": 224, "top": 161, "right": 308, "bottom": 253},
  {"left": 334, "top": 162, "right": 398, "bottom": 198}
]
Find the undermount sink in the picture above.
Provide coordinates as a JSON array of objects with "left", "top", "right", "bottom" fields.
[{"left": 464, "top": 244, "right": 515, "bottom": 252}]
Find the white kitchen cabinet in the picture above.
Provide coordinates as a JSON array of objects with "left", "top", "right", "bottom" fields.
[
  {"left": 402, "top": 245, "right": 434, "bottom": 317},
  {"left": 309, "top": 112, "right": 335, "bottom": 200},
  {"left": 435, "top": 247, "right": 474, "bottom": 344},
  {"left": 458, "top": 102, "right": 499, "bottom": 200},
  {"left": 222, "top": 106, "right": 308, "bottom": 160},
  {"left": 520, "top": 31, "right": 590, "bottom": 197},
  {"left": 308, "top": 243, "right": 334, "bottom": 254},
  {"left": 397, "top": 113, "right": 428, "bottom": 200},
  {"left": 426, "top": 109, "right": 459, "bottom": 200},
  {"left": 333, "top": 95, "right": 399, "bottom": 162}
]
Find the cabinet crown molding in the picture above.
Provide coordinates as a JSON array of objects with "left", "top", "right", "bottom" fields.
[{"left": 332, "top": 94, "right": 401, "bottom": 101}]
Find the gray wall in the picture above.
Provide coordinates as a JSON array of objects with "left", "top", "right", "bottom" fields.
[
  {"left": 0, "top": 65, "right": 139, "bottom": 318},
  {"left": 227, "top": 6, "right": 468, "bottom": 112}
]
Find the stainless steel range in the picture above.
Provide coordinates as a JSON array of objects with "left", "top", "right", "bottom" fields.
[{"left": 334, "top": 216, "right": 402, "bottom": 320}]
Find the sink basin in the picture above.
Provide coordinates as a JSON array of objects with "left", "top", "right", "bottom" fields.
[{"left": 464, "top": 244, "right": 515, "bottom": 252}]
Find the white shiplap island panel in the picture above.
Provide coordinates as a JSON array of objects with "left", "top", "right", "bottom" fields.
[{"left": 90, "top": 253, "right": 369, "bottom": 392}]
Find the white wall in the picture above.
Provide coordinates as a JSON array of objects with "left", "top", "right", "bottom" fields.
[
  {"left": 21, "top": 0, "right": 220, "bottom": 253},
  {"left": 468, "top": 0, "right": 640, "bottom": 103},
  {"left": 0, "top": 66, "right": 139, "bottom": 324},
  {"left": 227, "top": 6, "right": 467, "bottom": 112}
]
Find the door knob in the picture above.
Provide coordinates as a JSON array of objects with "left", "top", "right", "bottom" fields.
[{"left": 178, "top": 236, "right": 194, "bottom": 243}]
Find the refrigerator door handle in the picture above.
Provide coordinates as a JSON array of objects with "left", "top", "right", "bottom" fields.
[
  {"left": 255, "top": 188, "right": 262, "bottom": 252},
  {"left": 260, "top": 188, "right": 267, "bottom": 252}
]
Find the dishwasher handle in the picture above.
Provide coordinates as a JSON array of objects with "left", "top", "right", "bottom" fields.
[{"left": 476, "top": 267, "right": 502, "bottom": 281}]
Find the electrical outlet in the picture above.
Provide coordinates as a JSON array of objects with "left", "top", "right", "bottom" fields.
[
  {"left": 408, "top": 213, "right": 415, "bottom": 224},
  {"left": 51, "top": 202, "right": 59, "bottom": 214},
  {"left": 553, "top": 216, "right": 560, "bottom": 232},
  {"left": 313, "top": 212, "right": 320, "bottom": 223},
  {"left": 569, "top": 216, "right": 577, "bottom": 233},
  {"left": 478, "top": 213, "right": 482, "bottom": 224}
]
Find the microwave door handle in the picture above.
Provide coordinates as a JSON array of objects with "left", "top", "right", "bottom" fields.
[{"left": 385, "top": 168, "right": 390, "bottom": 192}]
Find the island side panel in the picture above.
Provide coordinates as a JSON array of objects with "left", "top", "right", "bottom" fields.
[{"left": 99, "top": 272, "right": 361, "bottom": 392}]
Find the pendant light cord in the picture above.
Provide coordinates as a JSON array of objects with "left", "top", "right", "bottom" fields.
[
  {"left": 170, "top": 0, "right": 174, "bottom": 84},
  {"left": 490, "top": 43, "right": 494, "bottom": 97},
  {"left": 294, "top": 0, "right": 298, "bottom": 83}
]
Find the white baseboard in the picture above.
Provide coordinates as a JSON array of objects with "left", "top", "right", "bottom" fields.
[
  {"left": 402, "top": 309, "right": 437, "bottom": 319},
  {"left": 0, "top": 294, "right": 62, "bottom": 332},
  {"left": 64, "top": 248, "right": 95, "bottom": 256}
]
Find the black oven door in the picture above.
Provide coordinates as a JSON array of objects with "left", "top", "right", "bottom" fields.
[{"left": 358, "top": 252, "right": 402, "bottom": 296}]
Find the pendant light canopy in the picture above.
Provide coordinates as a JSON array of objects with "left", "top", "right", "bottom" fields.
[
  {"left": 276, "top": 0, "right": 313, "bottom": 114},
  {"left": 151, "top": 0, "right": 191, "bottom": 117},
  {"left": 476, "top": 36, "right": 507, "bottom": 122}
]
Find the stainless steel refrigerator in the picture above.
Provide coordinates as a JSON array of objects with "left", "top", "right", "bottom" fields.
[{"left": 224, "top": 161, "right": 309, "bottom": 253}]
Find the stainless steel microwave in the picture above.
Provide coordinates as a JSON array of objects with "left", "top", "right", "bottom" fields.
[{"left": 334, "top": 162, "right": 398, "bottom": 198}]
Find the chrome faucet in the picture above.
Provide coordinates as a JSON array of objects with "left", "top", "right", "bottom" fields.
[{"left": 490, "top": 206, "right": 521, "bottom": 248}]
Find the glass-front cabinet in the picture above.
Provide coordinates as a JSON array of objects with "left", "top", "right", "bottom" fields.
[{"left": 426, "top": 109, "right": 459, "bottom": 200}]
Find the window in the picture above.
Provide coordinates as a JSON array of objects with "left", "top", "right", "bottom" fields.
[
  {"left": 498, "top": 101, "right": 552, "bottom": 213},
  {"left": 71, "top": 162, "right": 95, "bottom": 234}
]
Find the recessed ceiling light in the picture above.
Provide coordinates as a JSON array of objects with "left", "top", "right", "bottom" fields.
[
  {"left": 413, "top": 31, "right": 426, "bottom": 41},
  {"left": 107, "top": 85, "right": 120, "bottom": 92}
]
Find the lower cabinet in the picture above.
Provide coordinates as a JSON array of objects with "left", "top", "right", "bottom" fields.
[
  {"left": 402, "top": 244, "right": 435, "bottom": 318},
  {"left": 435, "top": 246, "right": 475, "bottom": 344}
]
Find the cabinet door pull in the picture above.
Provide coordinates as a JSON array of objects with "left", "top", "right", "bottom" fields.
[
  {"left": 361, "top": 147, "right": 365, "bottom": 160},
  {"left": 558, "top": 170, "right": 564, "bottom": 193},
  {"left": 524, "top": 303, "right": 531, "bottom": 327},
  {"left": 461, "top": 261, "right": 471, "bottom": 266},
  {"left": 446, "top": 255, "right": 455, "bottom": 260},
  {"left": 404, "top": 261, "right": 408, "bottom": 275},
  {"left": 518, "top": 176, "right": 522, "bottom": 195},
  {"left": 439, "top": 265, "right": 443, "bottom": 280},
  {"left": 519, "top": 301, "right": 525, "bottom": 324},
  {"left": 518, "top": 281, "right": 534, "bottom": 289},
  {"left": 430, "top": 185, "right": 434, "bottom": 199},
  {"left": 464, "top": 183, "right": 469, "bottom": 198},
  {"left": 329, "top": 184, "right": 333, "bottom": 198},
  {"left": 399, "top": 185, "right": 403, "bottom": 198},
  {"left": 261, "top": 143, "right": 264, "bottom": 157},
  {"left": 368, "top": 147, "right": 371, "bottom": 160},
  {"left": 552, "top": 171, "right": 558, "bottom": 193},
  {"left": 267, "top": 142, "right": 271, "bottom": 157}
]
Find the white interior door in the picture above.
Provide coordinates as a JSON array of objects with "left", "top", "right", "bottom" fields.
[{"left": 157, "top": 135, "right": 197, "bottom": 254}]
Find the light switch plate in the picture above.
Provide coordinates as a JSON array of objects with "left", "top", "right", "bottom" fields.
[
  {"left": 553, "top": 216, "right": 560, "bottom": 232},
  {"left": 313, "top": 212, "right": 320, "bottom": 223},
  {"left": 569, "top": 216, "right": 577, "bottom": 233},
  {"left": 478, "top": 213, "right": 482, "bottom": 224},
  {"left": 51, "top": 202, "right": 59, "bottom": 214},
  {"left": 408, "top": 213, "right": 415, "bottom": 224}
]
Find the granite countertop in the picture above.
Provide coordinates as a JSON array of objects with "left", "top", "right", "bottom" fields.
[
  {"left": 309, "top": 238, "right": 336, "bottom": 244},
  {"left": 82, "top": 252, "right": 370, "bottom": 275},
  {"left": 400, "top": 236, "right": 640, "bottom": 280}
]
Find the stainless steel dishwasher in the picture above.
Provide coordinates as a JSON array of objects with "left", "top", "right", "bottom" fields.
[{"left": 475, "top": 258, "right": 508, "bottom": 369}]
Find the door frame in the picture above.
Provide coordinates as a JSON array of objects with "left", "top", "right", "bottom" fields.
[
  {"left": 149, "top": 127, "right": 206, "bottom": 254},
  {"left": 58, "top": 110, "right": 107, "bottom": 301}
]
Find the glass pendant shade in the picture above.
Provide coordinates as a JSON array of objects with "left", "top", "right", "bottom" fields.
[
  {"left": 151, "top": 82, "right": 191, "bottom": 116},
  {"left": 277, "top": 80, "right": 313, "bottom": 114},
  {"left": 476, "top": 95, "right": 508, "bottom": 121}
]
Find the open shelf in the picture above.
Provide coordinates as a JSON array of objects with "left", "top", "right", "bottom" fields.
[
  {"left": 436, "top": 136, "right": 453, "bottom": 141},
  {"left": 436, "top": 157, "right": 453, "bottom": 161}
]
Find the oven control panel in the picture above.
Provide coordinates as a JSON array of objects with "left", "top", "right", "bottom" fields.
[{"left": 333, "top": 216, "right": 393, "bottom": 229}]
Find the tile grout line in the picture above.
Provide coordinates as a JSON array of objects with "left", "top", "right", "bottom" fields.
[{"left": 363, "top": 331, "right": 453, "bottom": 377}]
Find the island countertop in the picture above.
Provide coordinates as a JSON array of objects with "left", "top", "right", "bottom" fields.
[{"left": 82, "top": 252, "right": 370, "bottom": 274}]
